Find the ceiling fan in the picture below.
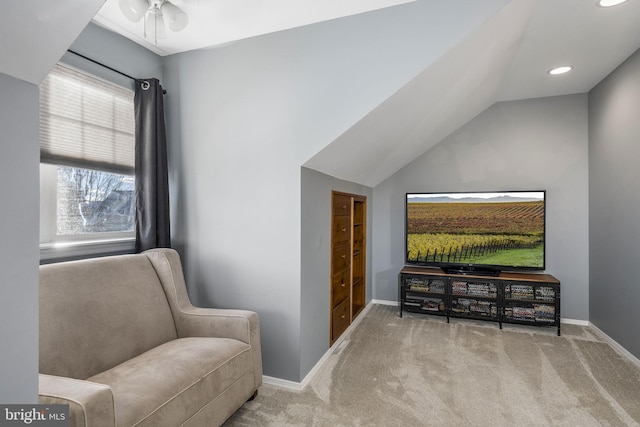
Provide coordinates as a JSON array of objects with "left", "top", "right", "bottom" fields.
[{"left": 119, "top": 0, "right": 189, "bottom": 45}]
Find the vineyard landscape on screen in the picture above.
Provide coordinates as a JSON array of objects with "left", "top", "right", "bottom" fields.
[{"left": 406, "top": 192, "right": 545, "bottom": 268}]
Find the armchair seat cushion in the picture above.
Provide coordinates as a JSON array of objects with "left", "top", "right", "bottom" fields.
[{"left": 88, "top": 337, "right": 253, "bottom": 427}]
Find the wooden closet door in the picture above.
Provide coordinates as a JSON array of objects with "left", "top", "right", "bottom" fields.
[
  {"left": 351, "top": 196, "right": 366, "bottom": 319},
  {"left": 330, "top": 191, "right": 366, "bottom": 345},
  {"left": 330, "top": 192, "right": 351, "bottom": 344}
]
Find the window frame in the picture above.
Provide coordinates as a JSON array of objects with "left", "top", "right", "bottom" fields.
[{"left": 39, "top": 60, "right": 137, "bottom": 262}]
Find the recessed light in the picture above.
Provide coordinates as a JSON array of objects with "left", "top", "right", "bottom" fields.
[
  {"left": 597, "top": 0, "right": 628, "bottom": 7},
  {"left": 548, "top": 66, "right": 573, "bottom": 75}
]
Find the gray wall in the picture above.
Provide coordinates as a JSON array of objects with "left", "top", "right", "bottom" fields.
[
  {"left": 372, "top": 94, "right": 590, "bottom": 321},
  {"left": 67, "top": 23, "right": 164, "bottom": 88},
  {"left": 161, "top": 2, "right": 505, "bottom": 381},
  {"left": 163, "top": 43, "right": 305, "bottom": 381},
  {"left": 0, "top": 22, "right": 163, "bottom": 402},
  {"left": 0, "top": 73, "right": 40, "bottom": 403},
  {"left": 300, "top": 167, "right": 372, "bottom": 379},
  {"left": 589, "top": 48, "right": 640, "bottom": 359}
]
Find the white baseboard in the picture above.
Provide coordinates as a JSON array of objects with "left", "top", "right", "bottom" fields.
[
  {"left": 588, "top": 322, "right": 640, "bottom": 370},
  {"left": 263, "top": 302, "right": 375, "bottom": 392},
  {"left": 298, "top": 302, "right": 374, "bottom": 387},
  {"left": 561, "top": 318, "right": 590, "bottom": 326},
  {"left": 262, "top": 375, "right": 303, "bottom": 391},
  {"left": 370, "top": 299, "right": 398, "bottom": 306}
]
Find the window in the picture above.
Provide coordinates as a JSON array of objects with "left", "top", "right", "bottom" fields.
[{"left": 40, "top": 64, "right": 136, "bottom": 258}]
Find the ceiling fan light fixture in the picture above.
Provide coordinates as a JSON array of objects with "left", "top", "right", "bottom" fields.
[
  {"left": 161, "top": 2, "right": 189, "bottom": 32},
  {"left": 118, "top": 0, "right": 148, "bottom": 22},
  {"left": 144, "top": 4, "right": 167, "bottom": 44},
  {"left": 119, "top": 0, "right": 189, "bottom": 44}
]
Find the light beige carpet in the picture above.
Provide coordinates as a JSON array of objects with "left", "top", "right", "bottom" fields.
[{"left": 224, "top": 304, "right": 640, "bottom": 426}]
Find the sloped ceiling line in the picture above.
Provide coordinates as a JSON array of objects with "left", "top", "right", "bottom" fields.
[
  {"left": 304, "top": 0, "right": 640, "bottom": 188},
  {"left": 304, "top": 0, "right": 536, "bottom": 187}
]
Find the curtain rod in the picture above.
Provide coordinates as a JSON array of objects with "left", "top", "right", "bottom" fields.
[
  {"left": 67, "top": 49, "right": 136, "bottom": 80},
  {"left": 66, "top": 49, "right": 166, "bottom": 94}
]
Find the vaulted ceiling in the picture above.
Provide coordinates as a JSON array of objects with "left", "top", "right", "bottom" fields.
[
  {"left": 3, "top": 0, "right": 640, "bottom": 187},
  {"left": 0, "top": 0, "right": 105, "bottom": 85},
  {"left": 93, "top": 0, "right": 416, "bottom": 56},
  {"left": 304, "top": 0, "right": 640, "bottom": 186},
  {"left": 93, "top": 0, "right": 640, "bottom": 187}
]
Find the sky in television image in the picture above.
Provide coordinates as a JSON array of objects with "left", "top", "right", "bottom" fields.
[
  {"left": 407, "top": 191, "right": 544, "bottom": 202},
  {"left": 406, "top": 192, "right": 545, "bottom": 268}
]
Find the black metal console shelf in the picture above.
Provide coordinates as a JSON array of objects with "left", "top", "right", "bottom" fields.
[{"left": 399, "top": 266, "right": 561, "bottom": 336}]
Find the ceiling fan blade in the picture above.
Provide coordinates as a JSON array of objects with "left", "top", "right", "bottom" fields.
[
  {"left": 118, "top": 0, "right": 148, "bottom": 22},
  {"left": 161, "top": 1, "right": 189, "bottom": 32}
]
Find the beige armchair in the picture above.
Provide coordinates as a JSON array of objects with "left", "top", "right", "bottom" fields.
[{"left": 39, "top": 248, "right": 262, "bottom": 427}]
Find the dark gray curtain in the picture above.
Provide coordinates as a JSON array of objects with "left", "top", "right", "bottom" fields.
[{"left": 134, "top": 78, "right": 171, "bottom": 252}]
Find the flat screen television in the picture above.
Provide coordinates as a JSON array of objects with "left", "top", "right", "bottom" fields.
[{"left": 405, "top": 191, "right": 546, "bottom": 275}]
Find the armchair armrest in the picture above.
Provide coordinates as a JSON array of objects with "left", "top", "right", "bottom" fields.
[
  {"left": 143, "top": 249, "right": 263, "bottom": 390},
  {"left": 39, "top": 374, "right": 115, "bottom": 427},
  {"left": 173, "top": 305, "right": 260, "bottom": 343}
]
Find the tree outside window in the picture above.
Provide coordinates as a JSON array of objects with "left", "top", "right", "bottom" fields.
[{"left": 56, "top": 166, "right": 135, "bottom": 235}]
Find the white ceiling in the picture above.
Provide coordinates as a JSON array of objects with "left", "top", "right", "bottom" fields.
[
  {"left": 305, "top": 0, "right": 640, "bottom": 186},
  {"left": 497, "top": 0, "right": 640, "bottom": 102},
  {"left": 91, "top": 0, "right": 640, "bottom": 186},
  {"left": 92, "top": 0, "right": 640, "bottom": 101},
  {"left": 92, "top": 0, "right": 416, "bottom": 56},
  {"left": 304, "top": 0, "right": 535, "bottom": 186},
  {"left": 2, "top": 0, "right": 640, "bottom": 187}
]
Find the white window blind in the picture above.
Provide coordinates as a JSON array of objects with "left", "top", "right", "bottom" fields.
[{"left": 40, "top": 63, "right": 135, "bottom": 175}]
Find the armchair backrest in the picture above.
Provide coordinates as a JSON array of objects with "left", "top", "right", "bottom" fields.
[{"left": 39, "top": 254, "right": 178, "bottom": 379}]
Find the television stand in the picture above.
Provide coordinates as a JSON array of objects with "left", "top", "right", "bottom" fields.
[
  {"left": 441, "top": 266, "right": 500, "bottom": 277},
  {"left": 398, "top": 266, "right": 561, "bottom": 335}
]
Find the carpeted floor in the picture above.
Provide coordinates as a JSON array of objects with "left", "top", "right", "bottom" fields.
[{"left": 224, "top": 304, "right": 640, "bottom": 426}]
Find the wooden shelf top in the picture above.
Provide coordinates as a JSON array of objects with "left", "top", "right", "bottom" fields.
[{"left": 400, "top": 266, "right": 559, "bottom": 284}]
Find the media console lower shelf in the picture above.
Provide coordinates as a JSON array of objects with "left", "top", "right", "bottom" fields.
[{"left": 398, "top": 266, "right": 561, "bottom": 336}]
